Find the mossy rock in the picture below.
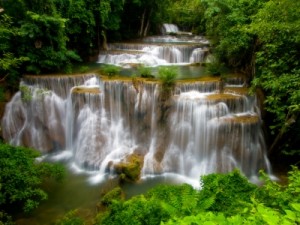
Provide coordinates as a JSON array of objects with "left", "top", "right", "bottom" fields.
[
  {"left": 100, "top": 187, "right": 125, "bottom": 206},
  {"left": 114, "top": 154, "right": 144, "bottom": 182}
]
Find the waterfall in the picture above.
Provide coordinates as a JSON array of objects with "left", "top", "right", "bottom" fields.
[
  {"left": 97, "top": 26, "right": 210, "bottom": 68},
  {"left": 161, "top": 23, "right": 179, "bottom": 34},
  {"left": 1, "top": 74, "right": 271, "bottom": 183},
  {"left": 98, "top": 45, "right": 208, "bottom": 67}
]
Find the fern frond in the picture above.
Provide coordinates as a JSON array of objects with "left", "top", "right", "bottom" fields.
[{"left": 197, "top": 195, "right": 216, "bottom": 211}]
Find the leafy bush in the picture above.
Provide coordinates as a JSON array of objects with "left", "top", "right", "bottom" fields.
[
  {"left": 199, "top": 169, "right": 257, "bottom": 214},
  {"left": 102, "top": 65, "right": 121, "bottom": 78},
  {"left": 158, "top": 67, "right": 178, "bottom": 86},
  {"left": 0, "top": 143, "right": 65, "bottom": 214},
  {"left": 100, "top": 187, "right": 125, "bottom": 206},
  {"left": 205, "top": 56, "right": 225, "bottom": 76},
  {"left": 79, "top": 66, "right": 89, "bottom": 73},
  {"left": 19, "top": 85, "right": 32, "bottom": 102},
  {"left": 95, "top": 168, "right": 300, "bottom": 225},
  {"left": 98, "top": 195, "right": 169, "bottom": 225},
  {"left": 55, "top": 210, "right": 84, "bottom": 225},
  {"left": 158, "top": 67, "right": 178, "bottom": 101},
  {"left": 137, "top": 65, "right": 154, "bottom": 78}
]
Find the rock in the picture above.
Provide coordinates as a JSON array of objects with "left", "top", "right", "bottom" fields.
[{"left": 113, "top": 153, "right": 144, "bottom": 182}]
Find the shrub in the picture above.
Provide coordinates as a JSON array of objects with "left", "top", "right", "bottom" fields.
[
  {"left": 137, "top": 65, "right": 154, "bottom": 78},
  {"left": 102, "top": 65, "right": 120, "bottom": 78},
  {"left": 0, "top": 143, "right": 65, "bottom": 214}
]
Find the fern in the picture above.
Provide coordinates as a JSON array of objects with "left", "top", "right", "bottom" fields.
[
  {"left": 180, "top": 184, "right": 198, "bottom": 214},
  {"left": 197, "top": 195, "right": 216, "bottom": 211}
]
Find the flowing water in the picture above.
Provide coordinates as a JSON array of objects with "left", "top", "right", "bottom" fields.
[
  {"left": 2, "top": 73, "right": 271, "bottom": 184},
  {"left": 1, "top": 24, "right": 272, "bottom": 224},
  {"left": 98, "top": 24, "right": 209, "bottom": 68}
]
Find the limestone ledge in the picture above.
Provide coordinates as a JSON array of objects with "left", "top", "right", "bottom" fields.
[{"left": 71, "top": 87, "right": 101, "bottom": 94}]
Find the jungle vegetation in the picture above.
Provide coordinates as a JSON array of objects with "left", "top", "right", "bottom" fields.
[{"left": 0, "top": 0, "right": 300, "bottom": 224}]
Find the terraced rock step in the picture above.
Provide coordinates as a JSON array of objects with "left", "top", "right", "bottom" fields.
[
  {"left": 217, "top": 114, "right": 260, "bottom": 124},
  {"left": 72, "top": 87, "right": 101, "bottom": 94},
  {"left": 224, "top": 86, "right": 249, "bottom": 95}
]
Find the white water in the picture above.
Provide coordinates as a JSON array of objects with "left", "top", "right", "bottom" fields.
[
  {"left": 98, "top": 24, "right": 209, "bottom": 67},
  {"left": 1, "top": 73, "right": 271, "bottom": 185},
  {"left": 161, "top": 23, "right": 180, "bottom": 34}
]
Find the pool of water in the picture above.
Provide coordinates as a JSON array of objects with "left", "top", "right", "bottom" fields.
[
  {"left": 13, "top": 164, "right": 201, "bottom": 225},
  {"left": 14, "top": 169, "right": 105, "bottom": 225}
]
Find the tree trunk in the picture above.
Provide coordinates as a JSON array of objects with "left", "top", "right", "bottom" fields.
[
  {"left": 143, "top": 9, "right": 152, "bottom": 37},
  {"left": 101, "top": 30, "right": 108, "bottom": 50},
  {"left": 139, "top": 9, "right": 146, "bottom": 37},
  {"left": 268, "top": 112, "right": 299, "bottom": 156}
]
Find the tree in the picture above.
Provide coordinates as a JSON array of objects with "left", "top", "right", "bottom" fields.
[
  {"left": 0, "top": 12, "right": 28, "bottom": 88},
  {"left": 17, "top": 11, "right": 80, "bottom": 74},
  {"left": 250, "top": 0, "right": 300, "bottom": 157},
  {"left": 54, "top": 0, "right": 97, "bottom": 60},
  {"left": 167, "top": 0, "right": 205, "bottom": 34},
  {"left": 201, "top": 0, "right": 266, "bottom": 75}
]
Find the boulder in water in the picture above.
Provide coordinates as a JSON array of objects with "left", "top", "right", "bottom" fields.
[{"left": 113, "top": 153, "right": 144, "bottom": 182}]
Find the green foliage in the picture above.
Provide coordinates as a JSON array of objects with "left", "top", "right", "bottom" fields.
[
  {"left": 98, "top": 195, "right": 169, "bottom": 225},
  {"left": 114, "top": 154, "right": 144, "bottom": 182},
  {"left": 18, "top": 11, "right": 80, "bottom": 74},
  {"left": 97, "top": 171, "right": 300, "bottom": 225},
  {"left": 100, "top": 187, "right": 124, "bottom": 206},
  {"left": 137, "top": 65, "right": 153, "bottom": 78},
  {"left": 205, "top": 55, "right": 225, "bottom": 76},
  {"left": 249, "top": 0, "right": 300, "bottom": 155},
  {"left": 0, "top": 143, "right": 65, "bottom": 214},
  {"left": 55, "top": 210, "right": 84, "bottom": 225},
  {"left": 79, "top": 66, "right": 89, "bottom": 73},
  {"left": 101, "top": 65, "right": 121, "bottom": 78},
  {"left": 19, "top": 85, "right": 32, "bottom": 102},
  {"left": 0, "top": 211, "right": 14, "bottom": 225},
  {"left": 158, "top": 67, "right": 178, "bottom": 86},
  {"left": 256, "top": 167, "right": 300, "bottom": 212},
  {"left": 158, "top": 66, "right": 178, "bottom": 101},
  {"left": 0, "top": 14, "right": 28, "bottom": 87},
  {"left": 95, "top": 169, "right": 300, "bottom": 225},
  {"left": 167, "top": 0, "right": 205, "bottom": 34},
  {"left": 199, "top": 170, "right": 257, "bottom": 214}
]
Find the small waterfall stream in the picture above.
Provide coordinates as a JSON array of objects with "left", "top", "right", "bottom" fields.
[
  {"left": 98, "top": 24, "right": 209, "bottom": 67},
  {"left": 1, "top": 73, "right": 271, "bottom": 184}
]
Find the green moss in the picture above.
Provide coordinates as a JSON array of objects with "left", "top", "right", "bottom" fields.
[
  {"left": 100, "top": 187, "right": 125, "bottom": 206},
  {"left": 114, "top": 154, "right": 144, "bottom": 182}
]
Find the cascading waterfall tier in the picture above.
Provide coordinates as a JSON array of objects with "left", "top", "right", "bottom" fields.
[
  {"left": 98, "top": 24, "right": 210, "bottom": 68},
  {"left": 1, "top": 74, "right": 271, "bottom": 182}
]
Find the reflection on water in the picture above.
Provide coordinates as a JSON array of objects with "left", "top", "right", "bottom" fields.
[{"left": 15, "top": 168, "right": 104, "bottom": 225}]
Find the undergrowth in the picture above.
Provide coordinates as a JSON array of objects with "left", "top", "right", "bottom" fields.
[{"left": 56, "top": 167, "right": 300, "bottom": 225}]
